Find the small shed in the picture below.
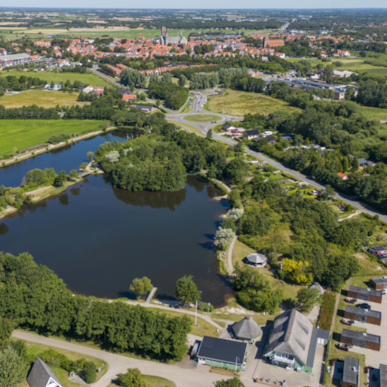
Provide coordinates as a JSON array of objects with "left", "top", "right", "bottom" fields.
[
  {"left": 341, "top": 329, "right": 381, "bottom": 351},
  {"left": 343, "top": 357, "right": 360, "bottom": 387},
  {"left": 344, "top": 306, "right": 382, "bottom": 326},
  {"left": 246, "top": 253, "right": 267, "bottom": 268},
  {"left": 309, "top": 282, "right": 325, "bottom": 295},
  {"left": 27, "top": 358, "right": 62, "bottom": 387},
  {"left": 231, "top": 316, "right": 263, "bottom": 342},
  {"left": 370, "top": 277, "right": 387, "bottom": 290},
  {"left": 347, "top": 286, "right": 383, "bottom": 304}
]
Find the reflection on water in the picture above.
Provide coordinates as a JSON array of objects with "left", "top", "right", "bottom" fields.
[{"left": 0, "top": 175, "right": 231, "bottom": 306}]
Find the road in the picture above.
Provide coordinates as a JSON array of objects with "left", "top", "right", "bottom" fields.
[{"left": 167, "top": 91, "right": 387, "bottom": 223}]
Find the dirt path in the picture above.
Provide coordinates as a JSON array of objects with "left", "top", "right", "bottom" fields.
[
  {"left": 26, "top": 186, "right": 53, "bottom": 197},
  {"left": 227, "top": 236, "right": 237, "bottom": 275}
]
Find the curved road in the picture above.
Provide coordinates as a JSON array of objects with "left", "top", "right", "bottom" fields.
[{"left": 167, "top": 92, "right": 387, "bottom": 223}]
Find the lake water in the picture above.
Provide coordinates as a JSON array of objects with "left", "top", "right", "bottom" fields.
[
  {"left": 0, "top": 129, "right": 136, "bottom": 188},
  {"left": 0, "top": 174, "right": 231, "bottom": 306}
]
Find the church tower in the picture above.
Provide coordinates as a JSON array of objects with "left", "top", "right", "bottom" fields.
[{"left": 161, "top": 26, "right": 168, "bottom": 45}]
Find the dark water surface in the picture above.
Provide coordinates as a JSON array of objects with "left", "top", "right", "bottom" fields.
[
  {"left": 0, "top": 174, "right": 231, "bottom": 306},
  {"left": 0, "top": 129, "right": 135, "bottom": 188}
]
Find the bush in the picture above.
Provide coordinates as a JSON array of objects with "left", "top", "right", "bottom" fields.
[
  {"left": 319, "top": 291, "right": 336, "bottom": 331},
  {"left": 47, "top": 133, "right": 71, "bottom": 144},
  {"left": 82, "top": 361, "right": 97, "bottom": 384}
]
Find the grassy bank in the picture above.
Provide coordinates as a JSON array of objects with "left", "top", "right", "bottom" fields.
[
  {"left": 184, "top": 114, "right": 223, "bottom": 123},
  {"left": 0, "top": 119, "right": 108, "bottom": 157}
]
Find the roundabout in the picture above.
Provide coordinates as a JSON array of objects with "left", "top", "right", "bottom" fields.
[{"left": 183, "top": 114, "right": 223, "bottom": 123}]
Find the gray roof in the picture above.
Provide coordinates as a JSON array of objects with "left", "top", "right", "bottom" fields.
[
  {"left": 369, "top": 246, "right": 387, "bottom": 252},
  {"left": 343, "top": 357, "right": 360, "bottom": 386},
  {"left": 309, "top": 282, "right": 325, "bottom": 295},
  {"left": 247, "top": 253, "right": 267, "bottom": 264},
  {"left": 349, "top": 286, "right": 383, "bottom": 298},
  {"left": 232, "top": 316, "right": 263, "bottom": 340},
  {"left": 264, "top": 309, "right": 313, "bottom": 366},
  {"left": 0, "top": 53, "right": 30, "bottom": 60},
  {"left": 341, "top": 329, "right": 381, "bottom": 344},
  {"left": 345, "top": 306, "right": 382, "bottom": 319},
  {"left": 380, "top": 364, "right": 387, "bottom": 387},
  {"left": 27, "top": 358, "right": 62, "bottom": 387},
  {"left": 371, "top": 277, "right": 387, "bottom": 285}
]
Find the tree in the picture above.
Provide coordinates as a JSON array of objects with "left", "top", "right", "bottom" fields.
[
  {"left": 206, "top": 129, "right": 213, "bottom": 140},
  {"left": 69, "top": 170, "right": 79, "bottom": 180},
  {"left": 215, "top": 227, "right": 235, "bottom": 250},
  {"left": 0, "top": 348, "right": 28, "bottom": 387},
  {"left": 116, "top": 368, "right": 146, "bottom": 387},
  {"left": 0, "top": 318, "right": 14, "bottom": 350},
  {"left": 296, "top": 288, "right": 322, "bottom": 312},
  {"left": 215, "top": 378, "right": 245, "bottom": 387},
  {"left": 178, "top": 75, "right": 187, "bottom": 87},
  {"left": 87, "top": 151, "right": 94, "bottom": 162},
  {"left": 176, "top": 275, "right": 201, "bottom": 304},
  {"left": 54, "top": 171, "right": 67, "bottom": 187},
  {"left": 129, "top": 277, "right": 153, "bottom": 300},
  {"left": 82, "top": 362, "right": 97, "bottom": 384}
]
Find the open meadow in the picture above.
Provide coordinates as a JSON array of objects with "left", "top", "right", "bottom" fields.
[
  {"left": 0, "top": 70, "right": 110, "bottom": 87},
  {"left": 208, "top": 89, "right": 301, "bottom": 116},
  {"left": 0, "top": 119, "right": 107, "bottom": 157},
  {"left": 0, "top": 91, "right": 89, "bottom": 108}
]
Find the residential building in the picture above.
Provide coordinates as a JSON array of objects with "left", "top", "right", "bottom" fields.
[
  {"left": 123, "top": 94, "right": 137, "bottom": 102},
  {"left": 370, "top": 277, "right": 387, "bottom": 290},
  {"left": 82, "top": 85, "right": 94, "bottom": 94},
  {"left": 337, "top": 172, "right": 349, "bottom": 181},
  {"left": 347, "top": 286, "right": 383, "bottom": 304},
  {"left": 340, "top": 329, "right": 381, "bottom": 351},
  {"left": 244, "top": 130, "right": 260, "bottom": 140},
  {"left": 263, "top": 309, "right": 330, "bottom": 373},
  {"left": 131, "top": 105, "right": 156, "bottom": 112},
  {"left": 246, "top": 253, "right": 267, "bottom": 268},
  {"left": 231, "top": 316, "right": 263, "bottom": 342},
  {"left": 27, "top": 358, "right": 62, "bottom": 387},
  {"left": 358, "top": 158, "right": 376, "bottom": 168},
  {"left": 342, "top": 357, "right": 360, "bottom": 387},
  {"left": 0, "top": 53, "right": 30, "bottom": 67},
  {"left": 369, "top": 246, "right": 387, "bottom": 256},
  {"left": 344, "top": 306, "right": 382, "bottom": 326},
  {"left": 196, "top": 336, "right": 248, "bottom": 371}
]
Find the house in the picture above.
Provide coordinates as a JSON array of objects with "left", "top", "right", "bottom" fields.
[
  {"left": 340, "top": 329, "right": 381, "bottom": 351},
  {"left": 369, "top": 246, "right": 387, "bottom": 256},
  {"left": 266, "top": 136, "right": 276, "bottom": 145},
  {"left": 244, "top": 130, "right": 260, "bottom": 140},
  {"left": 358, "top": 158, "right": 376, "bottom": 168},
  {"left": 196, "top": 336, "right": 248, "bottom": 371},
  {"left": 333, "top": 70, "right": 356, "bottom": 78},
  {"left": 344, "top": 306, "right": 382, "bottom": 326},
  {"left": 370, "top": 277, "right": 387, "bottom": 290},
  {"left": 347, "top": 286, "right": 383, "bottom": 304},
  {"left": 123, "top": 94, "right": 137, "bottom": 102},
  {"left": 94, "top": 86, "right": 105, "bottom": 97},
  {"left": 45, "top": 84, "right": 62, "bottom": 91},
  {"left": 263, "top": 309, "right": 330, "bottom": 373},
  {"left": 82, "top": 85, "right": 94, "bottom": 94},
  {"left": 337, "top": 172, "right": 349, "bottom": 181},
  {"left": 246, "top": 253, "right": 267, "bottom": 268},
  {"left": 0, "top": 53, "right": 30, "bottom": 67},
  {"left": 380, "top": 364, "right": 387, "bottom": 387},
  {"left": 231, "top": 316, "right": 263, "bottom": 342},
  {"left": 132, "top": 105, "right": 156, "bottom": 113},
  {"left": 342, "top": 357, "right": 360, "bottom": 387},
  {"left": 309, "top": 282, "right": 325, "bottom": 295},
  {"left": 27, "top": 358, "right": 62, "bottom": 387},
  {"left": 281, "top": 134, "right": 294, "bottom": 141},
  {"left": 222, "top": 123, "right": 236, "bottom": 131}
]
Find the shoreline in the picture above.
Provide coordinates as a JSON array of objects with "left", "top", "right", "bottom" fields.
[{"left": 0, "top": 125, "right": 117, "bottom": 170}]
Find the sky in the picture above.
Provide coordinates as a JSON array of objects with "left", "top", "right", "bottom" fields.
[{"left": 5, "top": 1, "right": 387, "bottom": 8}]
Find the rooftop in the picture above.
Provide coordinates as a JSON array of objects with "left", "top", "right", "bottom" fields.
[
  {"left": 349, "top": 286, "right": 384, "bottom": 298},
  {"left": 232, "top": 316, "right": 263, "bottom": 340},
  {"left": 345, "top": 306, "right": 382, "bottom": 319},
  {"left": 380, "top": 364, "right": 387, "bottom": 387},
  {"left": 371, "top": 277, "right": 387, "bottom": 285},
  {"left": 27, "top": 358, "right": 62, "bottom": 387},
  {"left": 341, "top": 329, "right": 380, "bottom": 344},
  {"left": 343, "top": 357, "right": 359, "bottom": 386}
]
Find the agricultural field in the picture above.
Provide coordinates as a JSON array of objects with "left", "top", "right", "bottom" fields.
[
  {"left": 207, "top": 90, "right": 301, "bottom": 116},
  {"left": 0, "top": 119, "right": 108, "bottom": 157},
  {"left": 0, "top": 91, "right": 89, "bottom": 108},
  {"left": 0, "top": 70, "right": 110, "bottom": 87}
]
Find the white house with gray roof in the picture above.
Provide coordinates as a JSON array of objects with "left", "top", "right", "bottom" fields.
[{"left": 27, "top": 358, "right": 62, "bottom": 387}]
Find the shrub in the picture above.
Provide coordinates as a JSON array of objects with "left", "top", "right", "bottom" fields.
[
  {"left": 82, "top": 362, "right": 97, "bottom": 384},
  {"left": 47, "top": 134, "right": 71, "bottom": 144}
]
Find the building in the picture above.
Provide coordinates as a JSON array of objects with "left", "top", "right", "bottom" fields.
[
  {"left": 265, "top": 136, "right": 276, "bottom": 145},
  {"left": 196, "top": 336, "right": 248, "bottom": 371},
  {"left": 309, "top": 282, "right": 325, "bottom": 295},
  {"left": 341, "top": 329, "right": 381, "bottom": 351},
  {"left": 27, "top": 358, "right": 62, "bottom": 387},
  {"left": 263, "top": 37, "right": 285, "bottom": 48},
  {"left": 222, "top": 123, "right": 236, "bottom": 131},
  {"left": 131, "top": 105, "right": 157, "bottom": 113},
  {"left": 380, "top": 364, "right": 387, "bottom": 387},
  {"left": 231, "top": 316, "right": 263, "bottom": 342},
  {"left": 244, "top": 130, "right": 260, "bottom": 140},
  {"left": 246, "top": 253, "right": 267, "bottom": 268},
  {"left": 369, "top": 246, "right": 387, "bottom": 256},
  {"left": 344, "top": 306, "right": 382, "bottom": 326},
  {"left": 342, "top": 357, "right": 360, "bottom": 387},
  {"left": 123, "top": 94, "right": 137, "bottom": 102},
  {"left": 263, "top": 309, "right": 330, "bottom": 373},
  {"left": 0, "top": 53, "right": 30, "bottom": 67},
  {"left": 370, "top": 277, "right": 387, "bottom": 290},
  {"left": 337, "top": 172, "right": 349, "bottom": 181},
  {"left": 347, "top": 286, "right": 383, "bottom": 304},
  {"left": 358, "top": 158, "right": 376, "bottom": 168},
  {"left": 161, "top": 26, "right": 187, "bottom": 45}
]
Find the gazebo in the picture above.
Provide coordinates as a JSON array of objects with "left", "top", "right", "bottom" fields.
[
  {"left": 246, "top": 253, "right": 267, "bottom": 268},
  {"left": 231, "top": 316, "right": 263, "bottom": 342}
]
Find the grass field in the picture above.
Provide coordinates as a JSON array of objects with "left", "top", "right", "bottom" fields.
[
  {"left": 184, "top": 114, "right": 223, "bottom": 123},
  {"left": 109, "top": 375, "right": 176, "bottom": 387},
  {"left": 0, "top": 119, "right": 107, "bottom": 157},
  {"left": 169, "top": 121, "right": 206, "bottom": 136},
  {"left": 0, "top": 70, "right": 110, "bottom": 87},
  {"left": 0, "top": 91, "right": 89, "bottom": 108},
  {"left": 361, "top": 106, "right": 387, "bottom": 121},
  {"left": 208, "top": 90, "right": 301, "bottom": 116}
]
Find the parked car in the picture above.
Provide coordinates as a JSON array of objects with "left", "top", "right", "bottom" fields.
[
  {"left": 356, "top": 303, "right": 371, "bottom": 310},
  {"left": 211, "top": 120, "right": 216, "bottom": 123}
]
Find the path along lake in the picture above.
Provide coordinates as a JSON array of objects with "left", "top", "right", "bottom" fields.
[{"left": 0, "top": 173, "right": 231, "bottom": 306}]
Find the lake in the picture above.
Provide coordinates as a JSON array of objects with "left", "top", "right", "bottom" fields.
[
  {"left": 0, "top": 174, "right": 231, "bottom": 306},
  {"left": 0, "top": 129, "right": 137, "bottom": 188}
]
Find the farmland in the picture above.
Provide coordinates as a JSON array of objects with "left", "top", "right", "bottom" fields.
[{"left": 0, "top": 119, "right": 107, "bottom": 157}]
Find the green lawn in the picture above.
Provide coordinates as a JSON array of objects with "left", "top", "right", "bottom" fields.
[
  {"left": 0, "top": 119, "right": 108, "bottom": 157},
  {"left": 208, "top": 90, "right": 301, "bottom": 117},
  {"left": 361, "top": 106, "right": 387, "bottom": 121},
  {"left": 0, "top": 70, "right": 110, "bottom": 87},
  {"left": 184, "top": 114, "right": 222, "bottom": 123},
  {"left": 109, "top": 375, "right": 176, "bottom": 387},
  {"left": 0, "top": 91, "right": 89, "bottom": 108},
  {"left": 168, "top": 120, "right": 205, "bottom": 136}
]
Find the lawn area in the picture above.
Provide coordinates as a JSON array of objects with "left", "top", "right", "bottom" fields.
[
  {"left": 0, "top": 70, "right": 110, "bottom": 87},
  {"left": 184, "top": 114, "right": 223, "bottom": 123},
  {"left": 207, "top": 90, "right": 301, "bottom": 117},
  {"left": 21, "top": 341, "right": 107, "bottom": 387},
  {"left": 0, "top": 91, "right": 89, "bottom": 108},
  {"left": 0, "top": 119, "right": 107, "bottom": 157},
  {"left": 169, "top": 120, "right": 205, "bottom": 136},
  {"left": 109, "top": 375, "right": 176, "bottom": 387},
  {"left": 361, "top": 106, "right": 387, "bottom": 121}
]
